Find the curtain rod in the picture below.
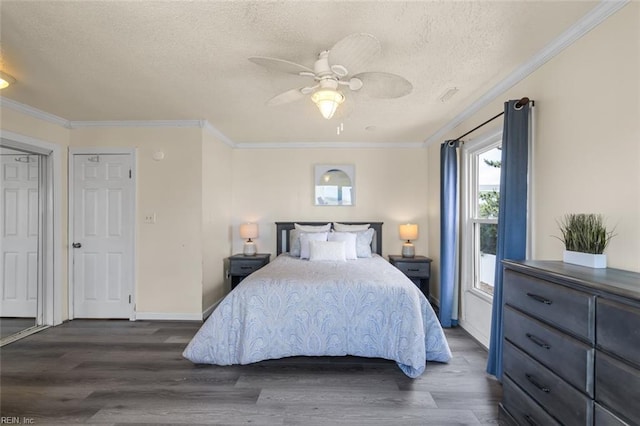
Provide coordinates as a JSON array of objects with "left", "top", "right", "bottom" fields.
[{"left": 454, "top": 97, "right": 532, "bottom": 142}]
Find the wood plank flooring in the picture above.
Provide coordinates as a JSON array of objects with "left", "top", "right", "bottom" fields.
[
  {"left": 1, "top": 317, "right": 36, "bottom": 339},
  {"left": 0, "top": 320, "right": 502, "bottom": 425}
]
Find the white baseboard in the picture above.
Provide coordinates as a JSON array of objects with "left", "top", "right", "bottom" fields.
[
  {"left": 134, "top": 312, "right": 203, "bottom": 321},
  {"left": 134, "top": 298, "right": 223, "bottom": 322},
  {"left": 459, "top": 318, "right": 490, "bottom": 350},
  {"left": 202, "top": 299, "right": 222, "bottom": 319}
]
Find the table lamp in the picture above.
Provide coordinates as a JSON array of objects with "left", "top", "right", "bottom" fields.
[
  {"left": 399, "top": 223, "right": 418, "bottom": 258},
  {"left": 240, "top": 223, "right": 258, "bottom": 256}
]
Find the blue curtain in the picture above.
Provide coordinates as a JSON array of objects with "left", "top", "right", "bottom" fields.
[
  {"left": 440, "top": 140, "right": 460, "bottom": 328},
  {"left": 486, "top": 100, "right": 531, "bottom": 379}
]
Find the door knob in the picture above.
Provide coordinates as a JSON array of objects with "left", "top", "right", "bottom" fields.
[{"left": 72, "top": 242, "right": 82, "bottom": 248}]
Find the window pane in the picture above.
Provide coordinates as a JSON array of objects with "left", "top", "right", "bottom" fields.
[
  {"left": 477, "top": 147, "right": 501, "bottom": 219},
  {"left": 476, "top": 223, "right": 497, "bottom": 296}
]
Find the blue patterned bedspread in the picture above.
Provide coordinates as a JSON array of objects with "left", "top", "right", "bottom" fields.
[{"left": 183, "top": 254, "right": 451, "bottom": 378}]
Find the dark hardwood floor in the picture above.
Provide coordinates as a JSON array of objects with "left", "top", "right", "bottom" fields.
[
  {"left": 0, "top": 320, "right": 502, "bottom": 425},
  {"left": 1, "top": 317, "right": 36, "bottom": 339}
]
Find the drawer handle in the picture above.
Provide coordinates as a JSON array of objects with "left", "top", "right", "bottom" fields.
[
  {"left": 526, "top": 292, "right": 552, "bottom": 305},
  {"left": 526, "top": 374, "right": 551, "bottom": 393},
  {"left": 408, "top": 268, "right": 420, "bottom": 272},
  {"left": 240, "top": 266, "right": 254, "bottom": 270},
  {"left": 524, "top": 414, "right": 538, "bottom": 426},
  {"left": 526, "top": 333, "right": 551, "bottom": 350}
]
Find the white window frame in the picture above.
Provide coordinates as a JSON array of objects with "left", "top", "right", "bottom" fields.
[{"left": 461, "top": 128, "right": 502, "bottom": 304}]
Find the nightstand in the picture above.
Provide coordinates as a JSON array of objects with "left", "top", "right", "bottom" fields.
[
  {"left": 227, "top": 253, "right": 270, "bottom": 290},
  {"left": 388, "top": 255, "right": 432, "bottom": 300}
]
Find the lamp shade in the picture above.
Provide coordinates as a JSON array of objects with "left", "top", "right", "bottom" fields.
[
  {"left": 239, "top": 223, "right": 258, "bottom": 240},
  {"left": 399, "top": 224, "right": 418, "bottom": 241},
  {"left": 311, "top": 89, "right": 345, "bottom": 119}
]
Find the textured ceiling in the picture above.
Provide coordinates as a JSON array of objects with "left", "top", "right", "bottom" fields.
[{"left": 0, "top": 1, "right": 599, "bottom": 144}]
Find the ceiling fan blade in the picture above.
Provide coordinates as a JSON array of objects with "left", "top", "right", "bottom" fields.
[
  {"left": 266, "top": 88, "right": 307, "bottom": 106},
  {"left": 354, "top": 72, "right": 413, "bottom": 99},
  {"left": 249, "top": 56, "right": 314, "bottom": 76},
  {"left": 328, "top": 33, "right": 381, "bottom": 76},
  {"left": 300, "top": 84, "right": 319, "bottom": 95}
]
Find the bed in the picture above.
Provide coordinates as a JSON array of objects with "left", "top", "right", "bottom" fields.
[{"left": 183, "top": 221, "right": 451, "bottom": 378}]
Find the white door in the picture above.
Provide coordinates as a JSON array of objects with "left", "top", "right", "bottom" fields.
[
  {"left": 72, "top": 154, "right": 133, "bottom": 318},
  {"left": 1, "top": 155, "right": 39, "bottom": 317}
]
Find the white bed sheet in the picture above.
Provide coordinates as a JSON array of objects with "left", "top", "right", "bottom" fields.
[{"left": 183, "top": 254, "right": 452, "bottom": 378}]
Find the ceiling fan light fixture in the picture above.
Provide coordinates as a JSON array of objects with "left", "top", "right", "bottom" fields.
[
  {"left": 0, "top": 71, "right": 16, "bottom": 89},
  {"left": 311, "top": 89, "right": 345, "bottom": 120}
]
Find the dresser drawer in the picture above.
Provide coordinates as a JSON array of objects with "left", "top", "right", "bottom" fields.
[
  {"left": 230, "top": 259, "right": 266, "bottom": 275},
  {"left": 504, "top": 269, "right": 595, "bottom": 342},
  {"left": 504, "top": 305, "right": 594, "bottom": 396},
  {"left": 596, "top": 351, "right": 640, "bottom": 425},
  {"left": 504, "top": 341, "right": 592, "bottom": 426},
  {"left": 597, "top": 298, "right": 640, "bottom": 368},
  {"left": 595, "top": 403, "right": 632, "bottom": 426},
  {"left": 502, "top": 375, "right": 561, "bottom": 426},
  {"left": 392, "top": 261, "right": 430, "bottom": 278}
]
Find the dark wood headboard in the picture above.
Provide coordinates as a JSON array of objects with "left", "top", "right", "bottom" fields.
[{"left": 275, "top": 222, "right": 383, "bottom": 256}]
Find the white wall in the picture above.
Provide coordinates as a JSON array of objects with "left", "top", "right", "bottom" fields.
[
  {"left": 202, "top": 129, "right": 233, "bottom": 310},
  {"left": 231, "top": 147, "right": 430, "bottom": 259},
  {"left": 70, "top": 127, "right": 205, "bottom": 316},
  {"left": 527, "top": 4, "right": 639, "bottom": 270},
  {"left": 427, "top": 1, "right": 640, "bottom": 307}
]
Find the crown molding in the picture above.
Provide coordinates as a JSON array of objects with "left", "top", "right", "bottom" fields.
[
  {"left": 68, "top": 119, "right": 203, "bottom": 128},
  {"left": 0, "top": 97, "right": 70, "bottom": 128},
  {"left": 0, "top": 100, "right": 419, "bottom": 149},
  {"left": 235, "top": 141, "right": 424, "bottom": 149},
  {"left": 69, "top": 119, "right": 236, "bottom": 148},
  {"left": 202, "top": 120, "right": 236, "bottom": 148},
  {"left": 422, "top": 0, "right": 630, "bottom": 147}
]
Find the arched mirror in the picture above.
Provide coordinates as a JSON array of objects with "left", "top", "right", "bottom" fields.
[{"left": 314, "top": 164, "right": 355, "bottom": 206}]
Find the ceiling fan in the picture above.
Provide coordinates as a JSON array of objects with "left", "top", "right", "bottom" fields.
[{"left": 249, "top": 33, "right": 413, "bottom": 120}]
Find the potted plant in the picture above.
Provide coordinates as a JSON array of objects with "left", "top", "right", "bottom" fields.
[{"left": 555, "top": 213, "right": 615, "bottom": 268}]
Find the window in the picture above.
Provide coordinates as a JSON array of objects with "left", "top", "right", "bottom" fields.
[{"left": 462, "top": 134, "right": 502, "bottom": 298}]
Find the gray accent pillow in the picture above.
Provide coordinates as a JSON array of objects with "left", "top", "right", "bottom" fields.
[
  {"left": 353, "top": 228, "right": 375, "bottom": 258},
  {"left": 289, "top": 223, "right": 331, "bottom": 257}
]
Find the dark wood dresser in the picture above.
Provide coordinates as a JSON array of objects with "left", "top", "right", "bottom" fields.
[{"left": 500, "top": 260, "right": 640, "bottom": 426}]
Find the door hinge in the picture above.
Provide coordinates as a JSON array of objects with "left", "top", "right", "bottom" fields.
[
  {"left": 129, "top": 169, "right": 132, "bottom": 179},
  {"left": 129, "top": 295, "right": 132, "bottom": 304}
]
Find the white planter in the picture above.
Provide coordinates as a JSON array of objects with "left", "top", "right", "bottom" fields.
[{"left": 563, "top": 250, "right": 607, "bottom": 269}]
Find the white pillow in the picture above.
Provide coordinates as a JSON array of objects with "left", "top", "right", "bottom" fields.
[
  {"left": 333, "top": 222, "right": 370, "bottom": 232},
  {"left": 328, "top": 231, "right": 358, "bottom": 260},
  {"left": 309, "top": 240, "right": 346, "bottom": 262},
  {"left": 289, "top": 223, "right": 331, "bottom": 256},
  {"left": 299, "top": 232, "right": 328, "bottom": 259}
]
